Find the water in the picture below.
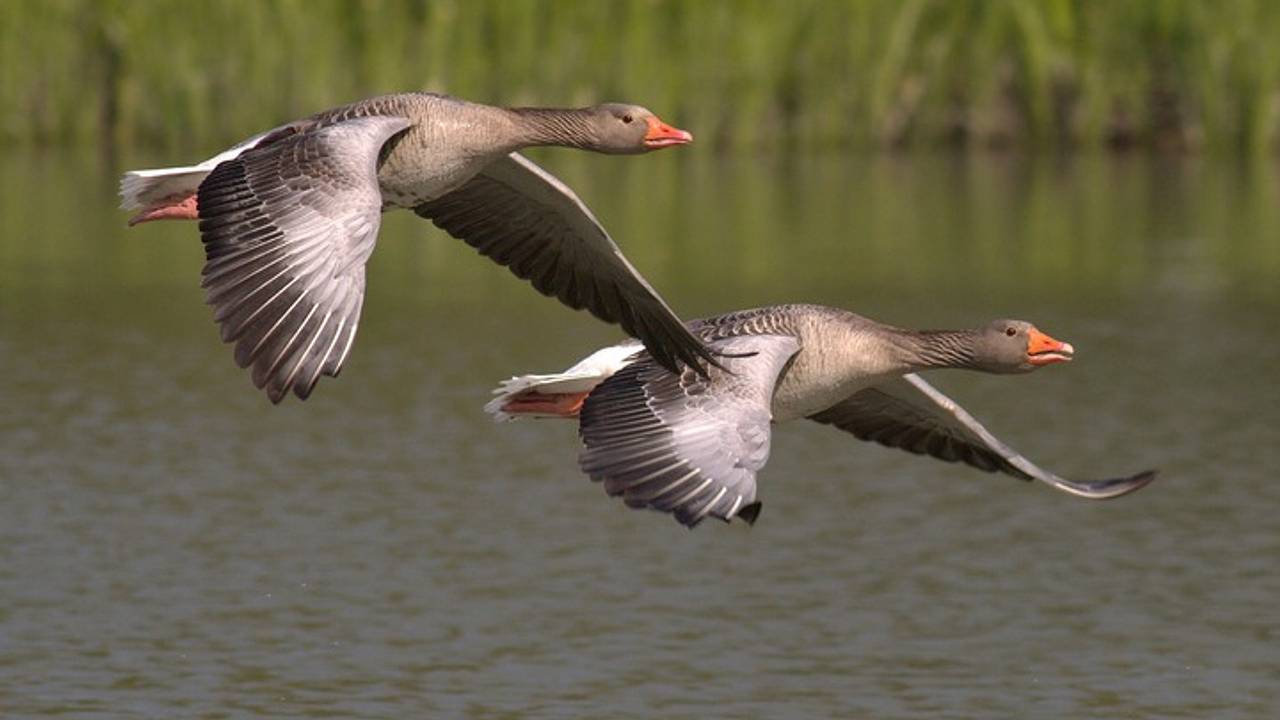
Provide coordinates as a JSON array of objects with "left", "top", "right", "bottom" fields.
[{"left": 1, "top": 148, "right": 1277, "bottom": 718}]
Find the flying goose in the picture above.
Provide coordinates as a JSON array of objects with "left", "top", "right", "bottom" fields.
[
  {"left": 121, "top": 92, "right": 711, "bottom": 402},
  {"left": 486, "top": 304, "right": 1157, "bottom": 528}
]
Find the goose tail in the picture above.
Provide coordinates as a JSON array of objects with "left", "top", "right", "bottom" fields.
[
  {"left": 484, "top": 341, "right": 642, "bottom": 422},
  {"left": 120, "top": 126, "right": 281, "bottom": 220},
  {"left": 119, "top": 165, "right": 211, "bottom": 215}
]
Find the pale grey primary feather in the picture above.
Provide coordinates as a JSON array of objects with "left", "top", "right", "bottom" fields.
[
  {"left": 196, "top": 116, "right": 412, "bottom": 403},
  {"left": 414, "top": 153, "right": 719, "bottom": 376},
  {"left": 809, "top": 373, "right": 1155, "bottom": 499},
  {"left": 579, "top": 334, "right": 801, "bottom": 527}
]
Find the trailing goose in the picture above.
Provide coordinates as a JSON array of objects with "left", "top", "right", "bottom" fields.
[
  {"left": 121, "top": 92, "right": 709, "bottom": 402},
  {"left": 486, "top": 304, "right": 1157, "bottom": 528}
]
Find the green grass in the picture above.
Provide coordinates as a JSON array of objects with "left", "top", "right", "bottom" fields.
[{"left": 5, "top": 0, "right": 1280, "bottom": 153}]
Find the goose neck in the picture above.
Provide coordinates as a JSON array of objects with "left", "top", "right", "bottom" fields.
[
  {"left": 891, "top": 328, "right": 981, "bottom": 371},
  {"left": 506, "top": 107, "right": 598, "bottom": 150}
]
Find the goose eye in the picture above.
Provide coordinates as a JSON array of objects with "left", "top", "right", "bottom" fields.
[
  {"left": 1005, "top": 327, "right": 1017, "bottom": 337},
  {"left": 622, "top": 114, "right": 634, "bottom": 124}
]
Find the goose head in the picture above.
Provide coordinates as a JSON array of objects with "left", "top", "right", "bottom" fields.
[
  {"left": 974, "top": 320, "right": 1075, "bottom": 373},
  {"left": 588, "top": 103, "right": 693, "bottom": 154}
]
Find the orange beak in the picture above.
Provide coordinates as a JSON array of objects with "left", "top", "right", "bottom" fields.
[
  {"left": 1026, "top": 327, "right": 1075, "bottom": 366},
  {"left": 643, "top": 116, "right": 693, "bottom": 149}
]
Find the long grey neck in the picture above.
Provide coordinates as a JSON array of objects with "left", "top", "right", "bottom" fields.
[
  {"left": 505, "top": 107, "right": 599, "bottom": 149},
  {"left": 890, "top": 328, "right": 981, "bottom": 371}
]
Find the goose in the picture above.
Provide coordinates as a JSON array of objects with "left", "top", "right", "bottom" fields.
[
  {"left": 120, "top": 92, "right": 712, "bottom": 403},
  {"left": 485, "top": 303, "right": 1157, "bottom": 528}
]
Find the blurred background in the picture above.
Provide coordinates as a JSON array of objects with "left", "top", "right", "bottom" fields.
[
  {"left": 2, "top": 1, "right": 1277, "bottom": 718},
  {"left": 8, "top": 0, "right": 1280, "bottom": 153}
]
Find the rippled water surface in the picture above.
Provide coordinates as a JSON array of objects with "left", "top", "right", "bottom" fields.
[{"left": 2, "top": 149, "right": 1277, "bottom": 718}]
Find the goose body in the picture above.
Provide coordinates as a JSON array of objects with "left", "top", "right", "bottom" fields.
[
  {"left": 487, "top": 304, "right": 1157, "bottom": 528},
  {"left": 121, "top": 92, "right": 708, "bottom": 402}
]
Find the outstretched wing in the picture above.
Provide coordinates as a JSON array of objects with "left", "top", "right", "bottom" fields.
[
  {"left": 415, "top": 152, "right": 719, "bottom": 377},
  {"left": 579, "top": 335, "right": 801, "bottom": 528},
  {"left": 196, "top": 116, "right": 412, "bottom": 403},
  {"left": 808, "top": 373, "right": 1156, "bottom": 499}
]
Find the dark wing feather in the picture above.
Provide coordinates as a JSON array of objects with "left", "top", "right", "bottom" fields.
[
  {"left": 415, "top": 152, "right": 718, "bottom": 377},
  {"left": 579, "top": 335, "right": 801, "bottom": 528},
  {"left": 197, "top": 116, "right": 412, "bottom": 403},
  {"left": 809, "top": 374, "right": 1156, "bottom": 499}
]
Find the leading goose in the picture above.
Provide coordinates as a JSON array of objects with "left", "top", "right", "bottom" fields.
[
  {"left": 486, "top": 304, "right": 1157, "bottom": 528},
  {"left": 120, "top": 92, "right": 710, "bottom": 402}
]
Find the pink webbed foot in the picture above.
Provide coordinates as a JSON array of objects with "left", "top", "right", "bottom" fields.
[
  {"left": 501, "top": 391, "right": 590, "bottom": 418},
  {"left": 128, "top": 192, "right": 199, "bottom": 226}
]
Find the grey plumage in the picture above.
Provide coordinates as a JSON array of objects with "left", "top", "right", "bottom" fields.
[
  {"left": 809, "top": 376, "right": 1015, "bottom": 473},
  {"left": 197, "top": 116, "right": 410, "bottom": 402},
  {"left": 580, "top": 335, "right": 801, "bottom": 527},
  {"left": 530, "top": 304, "right": 1157, "bottom": 528},
  {"left": 415, "top": 154, "right": 710, "bottom": 375},
  {"left": 816, "top": 374, "right": 1157, "bottom": 499},
  {"left": 130, "top": 92, "right": 712, "bottom": 402},
  {"left": 860, "top": 371, "right": 1162, "bottom": 497}
]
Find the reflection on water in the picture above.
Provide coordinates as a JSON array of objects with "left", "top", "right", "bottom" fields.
[{"left": 1, "top": 149, "right": 1277, "bottom": 717}]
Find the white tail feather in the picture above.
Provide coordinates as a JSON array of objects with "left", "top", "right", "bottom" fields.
[
  {"left": 484, "top": 341, "right": 642, "bottom": 421},
  {"left": 119, "top": 167, "right": 211, "bottom": 210},
  {"left": 119, "top": 127, "right": 277, "bottom": 210}
]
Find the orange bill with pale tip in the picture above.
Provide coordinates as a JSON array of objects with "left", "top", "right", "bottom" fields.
[
  {"left": 1027, "top": 327, "right": 1075, "bottom": 366},
  {"left": 643, "top": 116, "right": 693, "bottom": 148}
]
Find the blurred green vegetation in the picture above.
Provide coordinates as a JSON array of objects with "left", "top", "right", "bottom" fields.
[{"left": 6, "top": 0, "right": 1280, "bottom": 153}]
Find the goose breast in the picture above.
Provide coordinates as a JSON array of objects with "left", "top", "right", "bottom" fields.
[{"left": 769, "top": 317, "right": 914, "bottom": 422}]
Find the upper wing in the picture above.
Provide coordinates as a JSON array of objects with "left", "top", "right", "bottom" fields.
[
  {"left": 578, "top": 335, "right": 801, "bottom": 528},
  {"left": 196, "top": 116, "right": 412, "bottom": 403},
  {"left": 414, "top": 152, "right": 719, "bottom": 377},
  {"left": 808, "top": 373, "right": 1156, "bottom": 499}
]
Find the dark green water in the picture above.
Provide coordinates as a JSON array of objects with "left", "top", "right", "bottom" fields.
[{"left": 1, "top": 148, "right": 1277, "bottom": 718}]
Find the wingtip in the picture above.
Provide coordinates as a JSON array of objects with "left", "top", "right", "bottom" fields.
[
  {"left": 671, "top": 344, "right": 729, "bottom": 380},
  {"left": 1071, "top": 468, "right": 1159, "bottom": 500},
  {"left": 696, "top": 343, "right": 758, "bottom": 378},
  {"left": 1118, "top": 469, "right": 1159, "bottom": 496},
  {"left": 649, "top": 347, "right": 712, "bottom": 380},
  {"left": 736, "top": 501, "right": 763, "bottom": 525}
]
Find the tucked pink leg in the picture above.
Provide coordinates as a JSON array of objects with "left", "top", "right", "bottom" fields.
[
  {"left": 501, "top": 391, "right": 589, "bottom": 418},
  {"left": 128, "top": 192, "right": 199, "bottom": 226}
]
